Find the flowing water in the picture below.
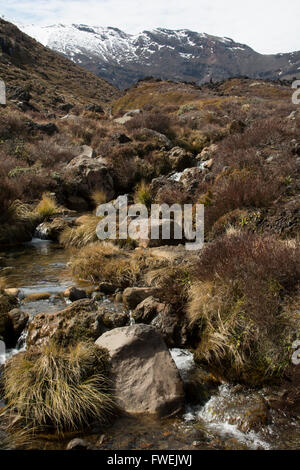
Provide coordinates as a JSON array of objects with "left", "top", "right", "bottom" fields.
[{"left": 1, "top": 238, "right": 300, "bottom": 450}]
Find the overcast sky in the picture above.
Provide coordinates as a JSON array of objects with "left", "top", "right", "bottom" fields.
[{"left": 1, "top": 0, "right": 299, "bottom": 54}]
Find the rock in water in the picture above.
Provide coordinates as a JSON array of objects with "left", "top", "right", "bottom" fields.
[
  {"left": 122, "top": 287, "right": 160, "bottom": 309},
  {"left": 95, "top": 324, "right": 184, "bottom": 417}
]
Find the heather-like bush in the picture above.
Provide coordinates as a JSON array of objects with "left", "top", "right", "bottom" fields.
[
  {"left": 188, "top": 232, "right": 300, "bottom": 384},
  {"left": 204, "top": 168, "right": 281, "bottom": 234},
  {"left": 125, "top": 112, "right": 172, "bottom": 137}
]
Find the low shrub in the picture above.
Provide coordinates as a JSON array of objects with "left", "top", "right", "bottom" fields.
[
  {"left": 205, "top": 168, "right": 281, "bottom": 234},
  {"left": 125, "top": 112, "right": 173, "bottom": 137},
  {"left": 188, "top": 232, "right": 300, "bottom": 384}
]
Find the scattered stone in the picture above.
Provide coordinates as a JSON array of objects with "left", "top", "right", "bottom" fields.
[
  {"left": 95, "top": 324, "right": 184, "bottom": 417},
  {"left": 27, "top": 299, "right": 118, "bottom": 348},
  {"left": 7, "top": 308, "right": 29, "bottom": 341},
  {"left": 138, "top": 218, "right": 184, "bottom": 249},
  {"left": 138, "top": 128, "right": 173, "bottom": 150},
  {"left": 85, "top": 104, "right": 104, "bottom": 114},
  {"left": 60, "top": 113, "right": 81, "bottom": 122},
  {"left": 125, "top": 109, "right": 142, "bottom": 117},
  {"left": 66, "top": 155, "right": 115, "bottom": 200},
  {"left": 100, "top": 307, "right": 129, "bottom": 329},
  {"left": 0, "top": 292, "right": 19, "bottom": 346},
  {"left": 151, "top": 307, "right": 184, "bottom": 348},
  {"left": 66, "top": 438, "right": 90, "bottom": 450},
  {"left": 133, "top": 296, "right": 165, "bottom": 324},
  {"left": 58, "top": 103, "right": 73, "bottom": 113},
  {"left": 112, "top": 133, "right": 132, "bottom": 144},
  {"left": 8, "top": 86, "right": 31, "bottom": 102},
  {"left": 64, "top": 286, "right": 87, "bottom": 302},
  {"left": 114, "top": 115, "right": 133, "bottom": 125},
  {"left": 72, "top": 144, "right": 96, "bottom": 159},
  {"left": 198, "top": 143, "right": 218, "bottom": 161},
  {"left": 122, "top": 287, "right": 160, "bottom": 310},
  {"left": 34, "top": 218, "right": 71, "bottom": 241},
  {"left": 167, "top": 147, "right": 196, "bottom": 171},
  {"left": 4, "top": 288, "right": 20, "bottom": 297},
  {"left": 34, "top": 122, "right": 59, "bottom": 136},
  {"left": 97, "top": 282, "right": 118, "bottom": 295}
]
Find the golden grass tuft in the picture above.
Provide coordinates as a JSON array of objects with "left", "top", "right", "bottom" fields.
[
  {"left": 70, "top": 242, "right": 162, "bottom": 288},
  {"left": 59, "top": 215, "right": 100, "bottom": 248},
  {"left": 1, "top": 342, "right": 115, "bottom": 440},
  {"left": 134, "top": 180, "right": 152, "bottom": 209},
  {"left": 35, "top": 193, "right": 58, "bottom": 220}
]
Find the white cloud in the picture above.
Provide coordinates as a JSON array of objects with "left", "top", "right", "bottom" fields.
[{"left": 1, "top": 0, "right": 299, "bottom": 53}]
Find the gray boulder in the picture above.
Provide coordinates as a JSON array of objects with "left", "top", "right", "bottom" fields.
[
  {"left": 66, "top": 156, "right": 115, "bottom": 200},
  {"left": 95, "top": 324, "right": 184, "bottom": 417}
]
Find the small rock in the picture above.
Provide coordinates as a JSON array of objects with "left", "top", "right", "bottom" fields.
[
  {"left": 8, "top": 308, "right": 29, "bottom": 341},
  {"left": 122, "top": 287, "right": 160, "bottom": 310},
  {"left": 85, "top": 104, "right": 104, "bottom": 114},
  {"left": 97, "top": 282, "right": 117, "bottom": 295},
  {"left": 112, "top": 133, "right": 132, "bottom": 144},
  {"left": 4, "top": 288, "right": 20, "bottom": 297},
  {"left": 66, "top": 438, "right": 90, "bottom": 450},
  {"left": 58, "top": 103, "right": 73, "bottom": 113},
  {"left": 133, "top": 296, "right": 165, "bottom": 324},
  {"left": 64, "top": 287, "right": 87, "bottom": 302}
]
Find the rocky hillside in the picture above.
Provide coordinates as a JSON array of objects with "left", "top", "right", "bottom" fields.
[
  {"left": 0, "top": 19, "right": 120, "bottom": 112},
  {"left": 16, "top": 22, "right": 300, "bottom": 89}
]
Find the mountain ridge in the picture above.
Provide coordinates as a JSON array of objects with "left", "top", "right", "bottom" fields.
[{"left": 15, "top": 22, "right": 300, "bottom": 89}]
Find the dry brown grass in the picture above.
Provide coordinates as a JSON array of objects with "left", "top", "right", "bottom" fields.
[
  {"left": 1, "top": 342, "right": 115, "bottom": 443},
  {"left": 71, "top": 242, "right": 162, "bottom": 288},
  {"left": 59, "top": 215, "right": 100, "bottom": 248}
]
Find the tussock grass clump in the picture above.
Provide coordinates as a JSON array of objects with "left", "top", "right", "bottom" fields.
[
  {"left": 71, "top": 242, "right": 160, "bottom": 288},
  {"left": 1, "top": 342, "right": 114, "bottom": 439},
  {"left": 60, "top": 215, "right": 100, "bottom": 248},
  {"left": 35, "top": 193, "right": 58, "bottom": 219},
  {"left": 134, "top": 180, "right": 152, "bottom": 209},
  {"left": 188, "top": 232, "right": 300, "bottom": 384},
  {"left": 71, "top": 242, "right": 138, "bottom": 287}
]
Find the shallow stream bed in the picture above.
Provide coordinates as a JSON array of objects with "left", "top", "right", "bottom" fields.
[{"left": 1, "top": 238, "right": 300, "bottom": 450}]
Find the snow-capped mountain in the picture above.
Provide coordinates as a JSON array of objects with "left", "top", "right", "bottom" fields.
[{"left": 16, "top": 22, "right": 300, "bottom": 88}]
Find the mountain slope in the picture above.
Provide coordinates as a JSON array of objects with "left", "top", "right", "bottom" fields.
[
  {"left": 0, "top": 19, "right": 120, "bottom": 111},
  {"left": 16, "top": 23, "right": 300, "bottom": 89}
]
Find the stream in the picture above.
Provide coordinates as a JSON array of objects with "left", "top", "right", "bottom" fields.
[{"left": 1, "top": 237, "right": 300, "bottom": 450}]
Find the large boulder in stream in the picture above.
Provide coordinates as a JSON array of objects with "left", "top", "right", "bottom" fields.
[
  {"left": 95, "top": 324, "right": 184, "bottom": 417},
  {"left": 66, "top": 155, "right": 115, "bottom": 200},
  {"left": 27, "top": 299, "right": 129, "bottom": 348}
]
